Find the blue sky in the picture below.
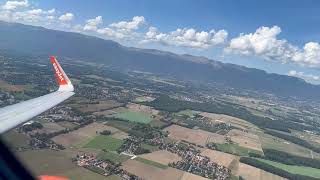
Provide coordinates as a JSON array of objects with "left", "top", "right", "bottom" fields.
[{"left": 1, "top": 0, "right": 320, "bottom": 83}]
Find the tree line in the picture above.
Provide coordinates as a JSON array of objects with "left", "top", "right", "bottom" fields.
[
  {"left": 144, "top": 95, "right": 319, "bottom": 133},
  {"left": 240, "top": 157, "right": 319, "bottom": 180}
]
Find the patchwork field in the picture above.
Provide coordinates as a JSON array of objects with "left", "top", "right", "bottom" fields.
[
  {"left": 112, "top": 108, "right": 153, "bottom": 124},
  {"left": 16, "top": 149, "right": 113, "bottom": 180},
  {"left": 78, "top": 100, "right": 123, "bottom": 113},
  {"left": 164, "top": 125, "right": 225, "bottom": 146},
  {"left": 201, "top": 149, "right": 237, "bottom": 168},
  {"left": 127, "top": 103, "right": 159, "bottom": 115},
  {"left": 0, "top": 79, "right": 30, "bottom": 92},
  {"left": 259, "top": 132, "right": 320, "bottom": 159},
  {"left": 227, "top": 129, "right": 263, "bottom": 152},
  {"left": 135, "top": 157, "right": 168, "bottom": 169},
  {"left": 133, "top": 96, "right": 155, "bottom": 103},
  {"left": 52, "top": 122, "right": 117, "bottom": 147},
  {"left": 138, "top": 150, "right": 181, "bottom": 165},
  {"left": 237, "top": 163, "right": 286, "bottom": 180},
  {"left": 39, "top": 122, "right": 65, "bottom": 133},
  {"left": 252, "top": 158, "right": 320, "bottom": 179},
  {"left": 213, "top": 143, "right": 263, "bottom": 156},
  {"left": 83, "top": 135, "right": 124, "bottom": 151},
  {"left": 97, "top": 150, "right": 130, "bottom": 164},
  {"left": 175, "top": 110, "right": 200, "bottom": 117},
  {"left": 200, "top": 112, "right": 258, "bottom": 130},
  {"left": 122, "top": 160, "right": 184, "bottom": 180},
  {"left": 180, "top": 172, "right": 209, "bottom": 180}
]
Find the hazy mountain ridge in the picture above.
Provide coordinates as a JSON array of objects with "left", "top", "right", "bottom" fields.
[{"left": 0, "top": 21, "right": 319, "bottom": 101}]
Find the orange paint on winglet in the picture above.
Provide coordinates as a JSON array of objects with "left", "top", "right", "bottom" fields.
[
  {"left": 50, "top": 56, "right": 68, "bottom": 85},
  {"left": 38, "top": 175, "right": 70, "bottom": 180}
]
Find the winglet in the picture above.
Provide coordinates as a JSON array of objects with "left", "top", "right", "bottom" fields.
[{"left": 50, "top": 56, "right": 74, "bottom": 92}]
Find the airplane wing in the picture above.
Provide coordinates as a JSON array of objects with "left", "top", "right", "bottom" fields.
[{"left": 0, "top": 56, "right": 75, "bottom": 133}]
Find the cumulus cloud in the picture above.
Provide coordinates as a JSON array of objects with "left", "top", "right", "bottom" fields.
[
  {"left": 97, "top": 27, "right": 126, "bottom": 39},
  {"left": 225, "top": 26, "right": 320, "bottom": 68},
  {"left": 58, "top": 13, "right": 74, "bottom": 22},
  {"left": 12, "top": 8, "right": 56, "bottom": 24},
  {"left": 288, "top": 70, "right": 320, "bottom": 83},
  {"left": 110, "top": 16, "right": 145, "bottom": 31},
  {"left": 95, "top": 16, "right": 145, "bottom": 40},
  {"left": 142, "top": 26, "right": 228, "bottom": 49},
  {"left": 83, "top": 16, "right": 102, "bottom": 31},
  {"left": 2, "top": 0, "right": 28, "bottom": 10}
]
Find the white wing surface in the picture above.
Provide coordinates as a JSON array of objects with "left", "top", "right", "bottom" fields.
[{"left": 0, "top": 56, "right": 75, "bottom": 133}]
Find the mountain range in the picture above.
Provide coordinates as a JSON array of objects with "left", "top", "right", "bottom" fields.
[{"left": 0, "top": 21, "right": 319, "bottom": 101}]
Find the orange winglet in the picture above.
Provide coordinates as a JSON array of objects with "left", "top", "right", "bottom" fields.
[
  {"left": 50, "top": 56, "right": 68, "bottom": 85},
  {"left": 38, "top": 175, "right": 70, "bottom": 180}
]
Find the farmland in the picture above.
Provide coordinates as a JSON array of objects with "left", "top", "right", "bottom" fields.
[
  {"left": 112, "top": 108, "right": 153, "bottom": 124},
  {"left": 97, "top": 150, "right": 130, "bottom": 164},
  {"left": 138, "top": 150, "right": 181, "bottom": 165},
  {"left": 252, "top": 158, "right": 320, "bottom": 179},
  {"left": 83, "top": 135, "right": 124, "bottom": 151},
  {"left": 209, "top": 143, "right": 263, "bottom": 156}
]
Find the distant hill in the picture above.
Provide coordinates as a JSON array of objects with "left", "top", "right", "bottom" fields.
[{"left": 0, "top": 21, "right": 319, "bottom": 101}]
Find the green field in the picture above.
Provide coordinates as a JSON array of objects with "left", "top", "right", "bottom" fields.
[
  {"left": 83, "top": 135, "right": 124, "bottom": 151},
  {"left": 214, "top": 143, "right": 263, "bottom": 156},
  {"left": 106, "top": 120, "right": 134, "bottom": 133},
  {"left": 259, "top": 132, "right": 320, "bottom": 159},
  {"left": 2, "top": 130, "right": 31, "bottom": 148},
  {"left": 97, "top": 151, "right": 130, "bottom": 164},
  {"left": 113, "top": 109, "right": 153, "bottom": 124},
  {"left": 253, "top": 158, "right": 320, "bottom": 179},
  {"left": 135, "top": 157, "right": 168, "bottom": 169},
  {"left": 176, "top": 109, "right": 199, "bottom": 117},
  {"left": 141, "top": 143, "right": 159, "bottom": 152}
]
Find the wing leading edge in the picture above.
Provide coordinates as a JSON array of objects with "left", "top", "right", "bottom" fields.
[{"left": 0, "top": 56, "right": 75, "bottom": 134}]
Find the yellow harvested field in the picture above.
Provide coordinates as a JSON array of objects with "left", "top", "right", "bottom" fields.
[
  {"left": 138, "top": 150, "right": 181, "bottom": 165},
  {"left": 38, "top": 122, "right": 65, "bottom": 133},
  {"left": 180, "top": 172, "right": 209, "bottom": 180},
  {"left": 237, "top": 163, "right": 287, "bottom": 180},
  {"left": 164, "top": 125, "right": 225, "bottom": 146},
  {"left": 200, "top": 112, "right": 258, "bottom": 130},
  {"left": 52, "top": 123, "right": 119, "bottom": 147},
  {"left": 126, "top": 103, "right": 159, "bottom": 115},
  {"left": 111, "top": 131, "right": 129, "bottom": 140},
  {"left": 201, "top": 149, "right": 237, "bottom": 168},
  {"left": 227, "top": 129, "right": 263, "bottom": 152},
  {"left": 122, "top": 159, "right": 184, "bottom": 180}
]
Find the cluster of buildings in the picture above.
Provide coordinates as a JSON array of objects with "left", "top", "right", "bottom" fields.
[
  {"left": 164, "top": 142, "right": 230, "bottom": 180},
  {"left": 40, "top": 106, "right": 84, "bottom": 123},
  {"left": 119, "top": 126, "right": 231, "bottom": 179},
  {"left": 74, "top": 153, "right": 141, "bottom": 180},
  {"left": 28, "top": 138, "right": 64, "bottom": 151},
  {"left": 0, "top": 91, "right": 15, "bottom": 107}
]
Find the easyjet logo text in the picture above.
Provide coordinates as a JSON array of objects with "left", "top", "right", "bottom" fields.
[{"left": 53, "top": 63, "right": 65, "bottom": 82}]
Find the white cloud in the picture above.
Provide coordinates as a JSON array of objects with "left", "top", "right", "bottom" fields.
[
  {"left": 58, "top": 13, "right": 74, "bottom": 22},
  {"left": 142, "top": 26, "right": 228, "bottom": 49},
  {"left": 292, "top": 42, "right": 320, "bottom": 67},
  {"left": 97, "top": 27, "right": 126, "bottom": 39},
  {"left": 110, "top": 16, "right": 145, "bottom": 31},
  {"left": 2, "top": 0, "right": 29, "bottom": 10},
  {"left": 95, "top": 16, "right": 145, "bottom": 40},
  {"left": 225, "top": 26, "right": 320, "bottom": 68},
  {"left": 12, "top": 8, "right": 56, "bottom": 24},
  {"left": 288, "top": 70, "right": 320, "bottom": 83},
  {"left": 83, "top": 16, "right": 102, "bottom": 31}
]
